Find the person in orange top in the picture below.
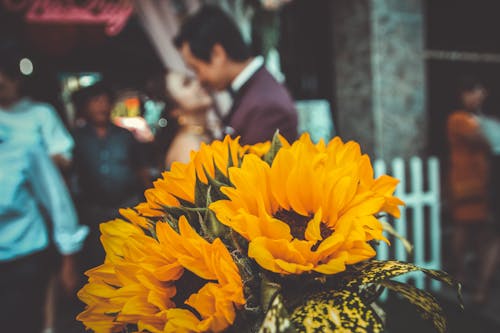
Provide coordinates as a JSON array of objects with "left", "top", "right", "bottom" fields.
[{"left": 447, "top": 77, "right": 491, "bottom": 297}]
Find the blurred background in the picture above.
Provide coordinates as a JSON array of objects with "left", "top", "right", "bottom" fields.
[{"left": 1, "top": 0, "right": 500, "bottom": 332}]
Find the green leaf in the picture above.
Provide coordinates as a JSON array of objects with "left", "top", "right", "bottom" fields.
[
  {"left": 230, "top": 307, "right": 263, "bottom": 333},
  {"left": 194, "top": 172, "right": 209, "bottom": 207},
  {"left": 290, "top": 289, "right": 383, "bottom": 333},
  {"left": 263, "top": 130, "right": 283, "bottom": 166},
  {"left": 213, "top": 157, "right": 231, "bottom": 184},
  {"left": 197, "top": 212, "right": 213, "bottom": 242},
  {"left": 261, "top": 275, "right": 282, "bottom": 313},
  {"left": 159, "top": 204, "right": 192, "bottom": 220},
  {"left": 170, "top": 195, "right": 196, "bottom": 209},
  {"left": 418, "top": 267, "right": 464, "bottom": 309},
  {"left": 203, "top": 187, "right": 230, "bottom": 240},
  {"left": 227, "top": 142, "right": 236, "bottom": 168},
  {"left": 259, "top": 294, "right": 297, "bottom": 333},
  {"left": 418, "top": 267, "right": 461, "bottom": 289},
  {"left": 342, "top": 260, "right": 463, "bottom": 309},
  {"left": 357, "top": 283, "right": 385, "bottom": 305},
  {"left": 232, "top": 251, "right": 261, "bottom": 316},
  {"left": 212, "top": 156, "right": 233, "bottom": 185},
  {"left": 344, "top": 260, "right": 419, "bottom": 287},
  {"left": 203, "top": 165, "right": 231, "bottom": 202},
  {"left": 380, "top": 280, "right": 447, "bottom": 333},
  {"left": 147, "top": 221, "right": 158, "bottom": 239},
  {"left": 230, "top": 229, "right": 250, "bottom": 254},
  {"left": 157, "top": 204, "right": 208, "bottom": 235}
]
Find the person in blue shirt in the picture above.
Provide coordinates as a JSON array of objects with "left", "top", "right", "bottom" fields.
[
  {"left": 0, "top": 45, "right": 74, "bottom": 170},
  {"left": 0, "top": 44, "right": 82, "bottom": 333},
  {"left": 71, "top": 81, "right": 150, "bottom": 272},
  {"left": 0, "top": 126, "right": 88, "bottom": 332}
]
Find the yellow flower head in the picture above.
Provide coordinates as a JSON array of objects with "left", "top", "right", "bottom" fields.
[
  {"left": 77, "top": 214, "right": 179, "bottom": 333},
  {"left": 77, "top": 211, "right": 245, "bottom": 333},
  {"left": 137, "top": 136, "right": 249, "bottom": 217},
  {"left": 210, "top": 134, "right": 404, "bottom": 275},
  {"left": 157, "top": 217, "right": 246, "bottom": 332}
]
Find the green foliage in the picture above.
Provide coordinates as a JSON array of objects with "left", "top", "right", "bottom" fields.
[
  {"left": 253, "top": 260, "right": 462, "bottom": 333},
  {"left": 263, "top": 131, "right": 283, "bottom": 166}
]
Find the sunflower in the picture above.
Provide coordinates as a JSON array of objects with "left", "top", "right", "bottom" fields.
[
  {"left": 136, "top": 136, "right": 250, "bottom": 217},
  {"left": 210, "top": 134, "right": 404, "bottom": 275},
  {"left": 77, "top": 211, "right": 181, "bottom": 333},
  {"left": 137, "top": 161, "right": 195, "bottom": 217},
  {"left": 77, "top": 212, "right": 245, "bottom": 333},
  {"left": 157, "top": 216, "right": 246, "bottom": 332}
]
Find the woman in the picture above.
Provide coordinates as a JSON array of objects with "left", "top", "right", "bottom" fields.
[
  {"left": 446, "top": 77, "right": 491, "bottom": 302},
  {"left": 149, "top": 70, "right": 214, "bottom": 169}
]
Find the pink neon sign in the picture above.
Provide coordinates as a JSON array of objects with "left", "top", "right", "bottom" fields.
[{"left": 3, "top": 0, "right": 134, "bottom": 36}]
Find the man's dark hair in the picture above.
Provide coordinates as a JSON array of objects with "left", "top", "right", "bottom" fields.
[
  {"left": 174, "top": 5, "right": 251, "bottom": 62},
  {"left": 71, "top": 80, "right": 115, "bottom": 112}
]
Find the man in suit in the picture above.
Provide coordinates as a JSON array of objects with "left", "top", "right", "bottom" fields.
[{"left": 174, "top": 5, "right": 298, "bottom": 145}]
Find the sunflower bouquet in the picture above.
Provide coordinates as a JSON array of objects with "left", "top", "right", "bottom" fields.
[{"left": 77, "top": 133, "right": 461, "bottom": 333}]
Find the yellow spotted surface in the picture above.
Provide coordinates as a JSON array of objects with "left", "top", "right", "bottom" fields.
[
  {"left": 345, "top": 261, "right": 420, "bottom": 287},
  {"left": 290, "top": 290, "right": 383, "bottom": 333},
  {"left": 345, "top": 260, "right": 458, "bottom": 290}
]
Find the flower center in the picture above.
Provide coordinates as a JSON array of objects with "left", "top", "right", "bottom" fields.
[{"left": 274, "top": 209, "right": 333, "bottom": 240}]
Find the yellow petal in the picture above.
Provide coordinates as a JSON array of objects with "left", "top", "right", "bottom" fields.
[
  {"left": 314, "top": 251, "right": 349, "bottom": 274},
  {"left": 304, "top": 208, "right": 323, "bottom": 242}
]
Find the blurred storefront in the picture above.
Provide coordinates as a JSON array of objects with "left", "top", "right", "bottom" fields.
[
  {"left": 1, "top": 0, "right": 164, "bottom": 140},
  {"left": 2, "top": 0, "right": 500, "bottom": 161}
]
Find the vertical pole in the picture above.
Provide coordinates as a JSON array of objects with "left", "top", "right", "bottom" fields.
[{"left": 411, "top": 157, "right": 425, "bottom": 289}]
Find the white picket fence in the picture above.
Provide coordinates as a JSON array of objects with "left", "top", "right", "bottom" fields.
[{"left": 375, "top": 156, "right": 442, "bottom": 292}]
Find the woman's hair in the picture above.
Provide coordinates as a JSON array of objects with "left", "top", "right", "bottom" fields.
[
  {"left": 144, "top": 69, "right": 177, "bottom": 109},
  {"left": 457, "top": 76, "right": 485, "bottom": 94}
]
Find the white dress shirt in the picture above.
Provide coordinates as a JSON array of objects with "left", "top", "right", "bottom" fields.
[{"left": 231, "top": 55, "right": 265, "bottom": 93}]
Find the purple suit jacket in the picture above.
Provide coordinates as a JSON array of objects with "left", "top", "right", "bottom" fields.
[{"left": 224, "top": 67, "right": 298, "bottom": 145}]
